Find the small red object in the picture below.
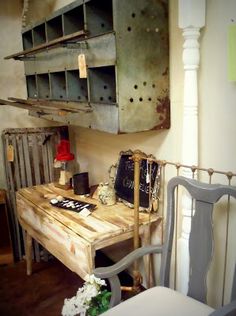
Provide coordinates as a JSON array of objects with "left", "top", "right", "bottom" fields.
[{"left": 55, "top": 139, "right": 74, "bottom": 161}]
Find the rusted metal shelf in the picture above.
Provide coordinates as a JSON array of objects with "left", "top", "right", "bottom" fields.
[{"left": 4, "top": 0, "right": 170, "bottom": 133}]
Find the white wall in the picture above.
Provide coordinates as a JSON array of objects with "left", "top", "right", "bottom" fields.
[
  {"left": 200, "top": 0, "right": 236, "bottom": 172},
  {"left": 199, "top": 0, "right": 236, "bottom": 305}
]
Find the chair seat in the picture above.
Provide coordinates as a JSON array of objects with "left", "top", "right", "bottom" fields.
[{"left": 103, "top": 286, "right": 215, "bottom": 316}]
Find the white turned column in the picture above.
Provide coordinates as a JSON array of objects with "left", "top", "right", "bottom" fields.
[
  {"left": 182, "top": 26, "right": 200, "bottom": 170},
  {"left": 177, "top": 0, "right": 206, "bottom": 293}
]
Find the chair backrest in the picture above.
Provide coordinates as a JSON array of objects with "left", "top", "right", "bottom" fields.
[{"left": 160, "top": 176, "right": 236, "bottom": 304}]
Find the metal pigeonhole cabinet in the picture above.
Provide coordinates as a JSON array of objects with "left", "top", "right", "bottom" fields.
[{"left": 22, "top": 0, "right": 169, "bottom": 133}]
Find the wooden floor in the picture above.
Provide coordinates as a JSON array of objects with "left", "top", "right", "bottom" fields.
[
  {"left": 0, "top": 259, "right": 84, "bottom": 316},
  {"left": 0, "top": 250, "right": 135, "bottom": 316}
]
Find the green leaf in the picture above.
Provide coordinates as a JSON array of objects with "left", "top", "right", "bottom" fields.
[
  {"left": 101, "top": 292, "right": 111, "bottom": 307},
  {"left": 87, "top": 290, "right": 112, "bottom": 315}
]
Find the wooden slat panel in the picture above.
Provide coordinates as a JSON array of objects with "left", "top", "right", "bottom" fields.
[
  {"left": 17, "top": 135, "right": 27, "bottom": 188},
  {"left": 4, "top": 135, "right": 16, "bottom": 192},
  {"left": 22, "top": 134, "right": 33, "bottom": 187},
  {"left": 3, "top": 134, "right": 22, "bottom": 259},
  {"left": 2, "top": 126, "right": 72, "bottom": 262},
  {"left": 31, "top": 134, "right": 41, "bottom": 185},
  {"left": 41, "top": 135, "right": 50, "bottom": 184},
  {"left": 31, "top": 134, "right": 43, "bottom": 262},
  {"left": 33, "top": 241, "right": 40, "bottom": 262},
  {"left": 11, "top": 136, "right": 21, "bottom": 189},
  {"left": 47, "top": 134, "right": 55, "bottom": 182}
]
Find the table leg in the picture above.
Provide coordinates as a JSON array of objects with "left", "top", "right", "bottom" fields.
[
  {"left": 25, "top": 231, "right": 32, "bottom": 276},
  {"left": 89, "top": 247, "right": 96, "bottom": 274}
]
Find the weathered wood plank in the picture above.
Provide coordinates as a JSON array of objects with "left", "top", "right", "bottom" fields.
[
  {"left": 3, "top": 134, "right": 22, "bottom": 259},
  {"left": 8, "top": 98, "right": 82, "bottom": 113},
  {"left": 31, "top": 134, "right": 41, "bottom": 185},
  {"left": 17, "top": 135, "right": 27, "bottom": 188},
  {"left": 18, "top": 184, "right": 159, "bottom": 245},
  {"left": 40, "top": 134, "right": 49, "bottom": 184},
  {"left": 94, "top": 231, "right": 134, "bottom": 250},
  {"left": 17, "top": 195, "right": 93, "bottom": 279},
  {"left": 11, "top": 136, "right": 21, "bottom": 189},
  {"left": 22, "top": 134, "right": 33, "bottom": 187},
  {"left": 26, "top": 231, "right": 33, "bottom": 276},
  {"left": 0, "top": 98, "right": 65, "bottom": 115},
  {"left": 46, "top": 135, "right": 55, "bottom": 182},
  {"left": 4, "top": 30, "right": 86, "bottom": 60},
  {"left": 2, "top": 127, "right": 68, "bottom": 261}
]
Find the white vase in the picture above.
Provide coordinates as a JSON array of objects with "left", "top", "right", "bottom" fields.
[{"left": 98, "top": 182, "right": 116, "bottom": 206}]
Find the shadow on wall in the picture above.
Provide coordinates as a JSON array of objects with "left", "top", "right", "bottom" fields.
[
  {"left": 69, "top": 126, "right": 170, "bottom": 186},
  {"left": 23, "top": 0, "right": 57, "bottom": 26},
  {"left": 23, "top": 0, "right": 76, "bottom": 27}
]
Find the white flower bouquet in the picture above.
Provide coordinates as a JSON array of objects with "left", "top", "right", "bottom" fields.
[{"left": 62, "top": 274, "right": 111, "bottom": 316}]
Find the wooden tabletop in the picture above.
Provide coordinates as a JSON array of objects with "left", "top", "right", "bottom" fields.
[{"left": 17, "top": 183, "right": 160, "bottom": 249}]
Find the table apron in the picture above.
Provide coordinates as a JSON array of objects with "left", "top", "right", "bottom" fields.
[{"left": 16, "top": 195, "right": 94, "bottom": 280}]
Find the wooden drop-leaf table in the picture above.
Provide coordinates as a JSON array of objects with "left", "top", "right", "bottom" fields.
[{"left": 16, "top": 183, "right": 161, "bottom": 280}]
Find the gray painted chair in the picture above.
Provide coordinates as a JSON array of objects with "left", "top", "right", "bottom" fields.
[{"left": 94, "top": 176, "right": 236, "bottom": 316}]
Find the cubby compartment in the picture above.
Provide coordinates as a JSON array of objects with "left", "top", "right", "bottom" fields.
[
  {"left": 63, "top": 6, "right": 84, "bottom": 35},
  {"left": 37, "top": 74, "right": 50, "bottom": 99},
  {"left": 67, "top": 70, "right": 88, "bottom": 102},
  {"left": 89, "top": 66, "right": 116, "bottom": 104},
  {"left": 19, "top": 0, "right": 170, "bottom": 133},
  {"left": 46, "top": 16, "right": 63, "bottom": 41},
  {"left": 85, "top": 0, "right": 113, "bottom": 37},
  {"left": 22, "top": 30, "right": 33, "bottom": 50},
  {"left": 50, "top": 71, "right": 66, "bottom": 100},
  {"left": 33, "top": 23, "right": 46, "bottom": 46},
  {"left": 26, "top": 75, "right": 37, "bottom": 98}
]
